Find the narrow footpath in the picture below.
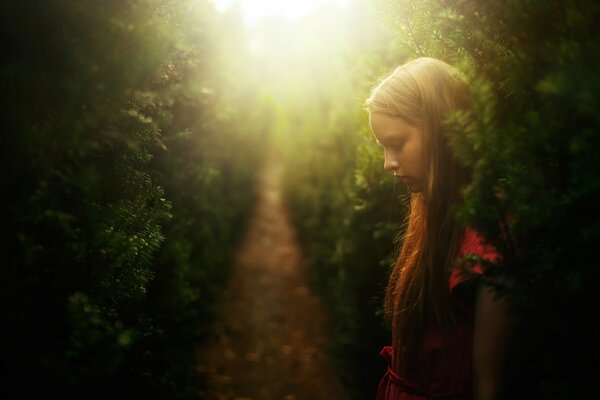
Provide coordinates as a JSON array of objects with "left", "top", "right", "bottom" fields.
[{"left": 196, "top": 159, "right": 349, "bottom": 400}]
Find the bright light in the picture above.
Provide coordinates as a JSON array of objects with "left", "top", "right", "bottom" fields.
[{"left": 211, "top": 0, "right": 350, "bottom": 26}]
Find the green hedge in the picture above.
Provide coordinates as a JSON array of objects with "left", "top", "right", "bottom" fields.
[
  {"left": 282, "top": 1, "right": 600, "bottom": 398},
  {"left": 1, "top": 1, "right": 264, "bottom": 398}
]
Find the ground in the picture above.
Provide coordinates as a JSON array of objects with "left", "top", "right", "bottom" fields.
[{"left": 196, "top": 160, "right": 349, "bottom": 400}]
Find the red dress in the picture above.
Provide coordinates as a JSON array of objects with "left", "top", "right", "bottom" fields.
[{"left": 376, "top": 227, "right": 501, "bottom": 400}]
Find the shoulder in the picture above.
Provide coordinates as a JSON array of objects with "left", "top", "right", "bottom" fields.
[{"left": 449, "top": 227, "right": 502, "bottom": 294}]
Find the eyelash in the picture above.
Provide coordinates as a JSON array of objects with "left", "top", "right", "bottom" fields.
[{"left": 390, "top": 141, "right": 405, "bottom": 150}]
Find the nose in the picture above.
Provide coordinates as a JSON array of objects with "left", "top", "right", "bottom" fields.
[{"left": 384, "top": 153, "right": 399, "bottom": 173}]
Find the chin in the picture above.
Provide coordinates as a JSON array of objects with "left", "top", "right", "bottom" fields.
[{"left": 405, "top": 182, "right": 423, "bottom": 193}]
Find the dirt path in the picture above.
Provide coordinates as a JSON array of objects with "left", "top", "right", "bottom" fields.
[{"left": 196, "top": 159, "right": 349, "bottom": 400}]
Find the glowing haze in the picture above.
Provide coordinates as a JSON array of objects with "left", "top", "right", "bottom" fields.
[{"left": 211, "top": 0, "right": 351, "bottom": 26}]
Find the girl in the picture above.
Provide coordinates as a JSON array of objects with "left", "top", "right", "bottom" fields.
[{"left": 365, "top": 57, "right": 510, "bottom": 400}]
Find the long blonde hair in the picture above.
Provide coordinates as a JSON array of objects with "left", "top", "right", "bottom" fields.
[{"left": 365, "top": 57, "right": 472, "bottom": 367}]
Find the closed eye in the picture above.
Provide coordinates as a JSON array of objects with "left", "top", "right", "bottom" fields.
[
  {"left": 389, "top": 140, "right": 405, "bottom": 150},
  {"left": 374, "top": 137, "right": 405, "bottom": 150}
]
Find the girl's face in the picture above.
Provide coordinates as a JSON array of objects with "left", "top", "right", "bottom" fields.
[{"left": 369, "top": 112, "right": 425, "bottom": 193}]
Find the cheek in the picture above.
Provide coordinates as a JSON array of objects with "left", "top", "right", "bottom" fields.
[
  {"left": 410, "top": 140, "right": 426, "bottom": 172},
  {"left": 414, "top": 151, "right": 426, "bottom": 176},
  {"left": 404, "top": 144, "right": 423, "bottom": 167},
  {"left": 401, "top": 151, "right": 425, "bottom": 180}
]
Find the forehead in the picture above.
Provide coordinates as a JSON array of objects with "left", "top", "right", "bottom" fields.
[{"left": 369, "top": 113, "right": 419, "bottom": 142}]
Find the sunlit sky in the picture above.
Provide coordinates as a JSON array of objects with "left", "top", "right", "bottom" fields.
[{"left": 211, "top": 0, "right": 351, "bottom": 26}]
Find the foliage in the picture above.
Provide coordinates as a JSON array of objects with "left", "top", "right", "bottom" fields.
[
  {"left": 1, "top": 1, "right": 262, "bottom": 398},
  {"left": 282, "top": 0, "right": 600, "bottom": 398},
  {"left": 3, "top": 0, "right": 598, "bottom": 398}
]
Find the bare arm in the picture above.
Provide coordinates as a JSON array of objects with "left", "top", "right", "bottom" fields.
[{"left": 473, "top": 282, "right": 511, "bottom": 400}]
